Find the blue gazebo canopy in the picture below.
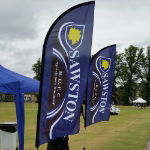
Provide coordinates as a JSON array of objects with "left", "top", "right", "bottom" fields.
[
  {"left": 0, "top": 65, "right": 39, "bottom": 150},
  {"left": 0, "top": 65, "right": 39, "bottom": 93}
]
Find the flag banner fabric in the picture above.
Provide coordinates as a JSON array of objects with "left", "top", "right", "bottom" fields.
[
  {"left": 36, "top": 1, "right": 95, "bottom": 146},
  {"left": 85, "top": 45, "right": 116, "bottom": 127}
]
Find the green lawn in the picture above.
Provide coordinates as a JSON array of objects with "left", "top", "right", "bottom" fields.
[{"left": 0, "top": 103, "right": 150, "bottom": 150}]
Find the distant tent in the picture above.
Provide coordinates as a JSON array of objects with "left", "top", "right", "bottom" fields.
[
  {"left": 133, "top": 98, "right": 147, "bottom": 103},
  {"left": 0, "top": 65, "right": 39, "bottom": 150}
]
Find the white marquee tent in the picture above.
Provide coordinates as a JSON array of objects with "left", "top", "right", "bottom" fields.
[{"left": 133, "top": 98, "right": 147, "bottom": 103}]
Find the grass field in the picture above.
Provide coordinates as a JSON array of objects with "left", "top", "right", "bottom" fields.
[{"left": 0, "top": 103, "right": 150, "bottom": 150}]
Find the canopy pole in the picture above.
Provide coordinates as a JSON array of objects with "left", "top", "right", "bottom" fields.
[{"left": 14, "top": 93, "right": 24, "bottom": 150}]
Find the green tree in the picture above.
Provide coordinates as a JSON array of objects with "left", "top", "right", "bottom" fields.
[
  {"left": 32, "top": 58, "right": 41, "bottom": 80},
  {"left": 112, "top": 53, "right": 124, "bottom": 104},
  {"left": 114, "top": 45, "right": 144, "bottom": 105}
]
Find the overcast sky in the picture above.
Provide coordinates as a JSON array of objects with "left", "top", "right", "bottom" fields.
[{"left": 0, "top": 0, "right": 150, "bottom": 77}]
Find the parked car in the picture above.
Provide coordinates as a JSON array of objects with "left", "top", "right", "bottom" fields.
[{"left": 110, "top": 105, "right": 120, "bottom": 115}]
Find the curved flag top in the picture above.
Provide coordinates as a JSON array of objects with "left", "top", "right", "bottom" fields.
[
  {"left": 36, "top": 1, "right": 95, "bottom": 147},
  {"left": 85, "top": 45, "right": 116, "bottom": 127}
]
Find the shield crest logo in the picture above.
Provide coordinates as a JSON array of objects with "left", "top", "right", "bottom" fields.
[
  {"left": 99, "top": 57, "right": 111, "bottom": 72},
  {"left": 65, "top": 24, "right": 85, "bottom": 50}
]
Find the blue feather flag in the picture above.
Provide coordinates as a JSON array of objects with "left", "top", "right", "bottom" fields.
[
  {"left": 36, "top": 1, "right": 95, "bottom": 147},
  {"left": 85, "top": 45, "right": 116, "bottom": 127}
]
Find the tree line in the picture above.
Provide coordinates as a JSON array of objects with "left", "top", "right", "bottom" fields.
[{"left": 32, "top": 45, "right": 150, "bottom": 105}]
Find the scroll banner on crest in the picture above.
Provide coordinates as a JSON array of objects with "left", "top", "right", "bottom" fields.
[
  {"left": 36, "top": 1, "right": 95, "bottom": 147},
  {"left": 85, "top": 45, "right": 116, "bottom": 127}
]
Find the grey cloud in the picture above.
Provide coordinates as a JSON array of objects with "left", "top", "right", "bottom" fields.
[
  {"left": 0, "top": 0, "right": 58, "bottom": 41},
  {"left": 92, "top": 0, "right": 150, "bottom": 52},
  {"left": 0, "top": 1, "right": 38, "bottom": 41},
  {"left": 0, "top": 41, "right": 40, "bottom": 77}
]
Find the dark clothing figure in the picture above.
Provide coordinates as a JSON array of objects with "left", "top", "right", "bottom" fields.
[{"left": 47, "top": 136, "right": 69, "bottom": 150}]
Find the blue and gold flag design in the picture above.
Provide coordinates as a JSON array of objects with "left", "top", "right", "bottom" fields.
[
  {"left": 85, "top": 45, "right": 116, "bottom": 127},
  {"left": 36, "top": 1, "right": 95, "bottom": 147}
]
